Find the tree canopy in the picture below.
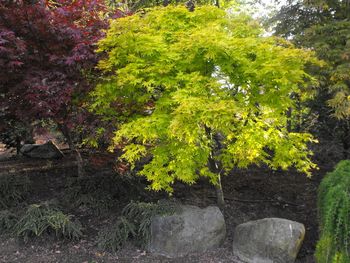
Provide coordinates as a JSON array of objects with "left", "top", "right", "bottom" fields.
[
  {"left": 0, "top": 0, "right": 124, "bottom": 174},
  {"left": 0, "top": 0, "right": 109, "bottom": 124},
  {"left": 92, "top": 6, "right": 319, "bottom": 193}
]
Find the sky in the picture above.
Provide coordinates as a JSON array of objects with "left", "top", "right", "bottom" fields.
[
  {"left": 240, "top": 0, "right": 287, "bottom": 19},
  {"left": 231, "top": 0, "right": 289, "bottom": 36}
]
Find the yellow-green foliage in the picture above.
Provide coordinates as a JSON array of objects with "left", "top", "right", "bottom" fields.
[
  {"left": 92, "top": 6, "right": 319, "bottom": 192},
  {"left": 316, "top": 160, "right": 350, "bottom": 263}
]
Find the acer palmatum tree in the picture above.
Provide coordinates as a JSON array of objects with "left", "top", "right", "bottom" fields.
[
  {"left": 92, "top": 6, "right": 320, "bottom": 209},
  {"left": 0, "top": 0, "right": 123, "bottom": 175}
]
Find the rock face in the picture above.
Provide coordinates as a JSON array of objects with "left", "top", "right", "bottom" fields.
[
  {"left": 232, "top": 218, "right": 305, "bottom": 263},
  {"left": 148, "top": 205, "right": 226, "bottom": 258},
  {"left": 20, "top": 141, "right": 64, "bottom": 159}
]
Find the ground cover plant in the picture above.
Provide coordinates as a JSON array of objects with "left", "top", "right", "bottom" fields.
[
  {"left": 14, "top": 203, "right": 83, "bottom": 242},
  {"left": 0, "top": 210, "right": 18, "bottom": 233},
  {"left": 0, "top": 174, "right": 30, "bottom": 209},
  {"left": 98, "top": 200, "right": 179, "bottom": 252}
]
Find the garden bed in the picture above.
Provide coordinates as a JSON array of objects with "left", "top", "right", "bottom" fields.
[{"left": 0, "top": 150, "right": 337, "bottom": 263}]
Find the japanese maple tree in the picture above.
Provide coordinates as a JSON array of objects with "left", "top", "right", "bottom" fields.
[
  {"left": 0, "top": 0, "right": 123, "bottom": 175},
  {"left": 92, "top": 6, "right": 320, "bottom": 208}
]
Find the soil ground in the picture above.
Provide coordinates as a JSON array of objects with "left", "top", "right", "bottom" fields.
[{"left": 0, "top": 143, "right": 341, "bottom": 263}]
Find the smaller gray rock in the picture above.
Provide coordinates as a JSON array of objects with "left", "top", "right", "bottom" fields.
[
  {"left": 232, "top": 218, "right": 305, "bottom": 263},
  {"left": 20, "top": 140, "right": 64, "bottom": 159},
  {"left": 148, "top": 205, "right": 226, "bottom": 258}
]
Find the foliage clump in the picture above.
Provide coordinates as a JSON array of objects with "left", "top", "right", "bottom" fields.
[
  {"left": 98, "top": 200, "right": 178, "bottom": 252},
  {"left": 0, "top": 210, "right": 18, "bottom": 233},
  {"left": 14, "top": 204, "right": 83, "bottom": 242},
  {"left": 315, "top": 160, "right": 350, "bottom": 263},
  {"left": 0, "top": 175, "right": 30, "bottom": 209},
  {"left": 92, "top": 5, "right": 319, "bottom": 194},
  {"left": 97, "top": 216, "right": 136, "bottom": 252}
]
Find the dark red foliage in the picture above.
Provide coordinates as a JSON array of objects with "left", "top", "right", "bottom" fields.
[{"left": 0, "top": 0, "right": 123, "bottom": 136}]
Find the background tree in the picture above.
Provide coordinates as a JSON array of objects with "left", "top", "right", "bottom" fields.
[
  {"left": 0, "top": 20, "right": 34, "bottom": 153},
  {"left": 0, "top": 0, "right": 124, "bottom": 174},
  {"left": 269, "top": 0, "right": 350, "bottom": 158},
  {"left": 92, "top": 5, "right": 319, "bottom": 208}
]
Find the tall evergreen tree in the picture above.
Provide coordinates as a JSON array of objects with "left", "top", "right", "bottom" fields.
[{"left": 270, "top": 0, "right": 350, "bottom": 157}]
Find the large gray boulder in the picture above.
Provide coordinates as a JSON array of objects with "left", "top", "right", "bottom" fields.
[
  {"left": 148, "top": 205, "right": 226, "bottom": 258},
  {"left": 232, "top": 218, "right": 305, "bottom": 263},
  {"left": 20, "top": 140, "right": 63, "bottom": 159}
]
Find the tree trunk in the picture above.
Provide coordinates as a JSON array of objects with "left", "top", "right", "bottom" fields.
[
  {"left": 295, "top": 94, "right": 302, "bottom": 132},
  {"left": 15, "top": 136, "right": 21, "bottom": 155},
  {"left": 24, "top": 123, "right": 35, "bottom": 144},
  {"left": 286, "top": 107, "right": 292, "bottom": 132},
  {"left": 68, "top": 137, "right": 85, "bottom": 177},
  {"left": 215, "top": 172, "right": 225, "bottom": 211},
  {"left": 208, "top": 156, "right": 225, "bottom": 211},
  {"left": 58, "top": 124, "right": 85, "bottom": 177},
  {"left": 205, "top": 126, "right": 226, "bottom": 211}
]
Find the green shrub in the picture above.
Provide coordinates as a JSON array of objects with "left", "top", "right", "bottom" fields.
[
  {"left": 0, "top": 175, "right": 30, "bottom": 208},
  {"left": 315, "top": 160, "right": 350, "bottom": 263},
  {"left": 0, "top": 210, "right": 18, "bottom": 233},
  {"left": 97, "top": 216, "right": 136, "bottom": 252},
  {"left": 14, "top": 204, "right": 83, "bottom": 242},
  {"left": 97, "top": 200, "right": 179, "bottom": 252}
]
